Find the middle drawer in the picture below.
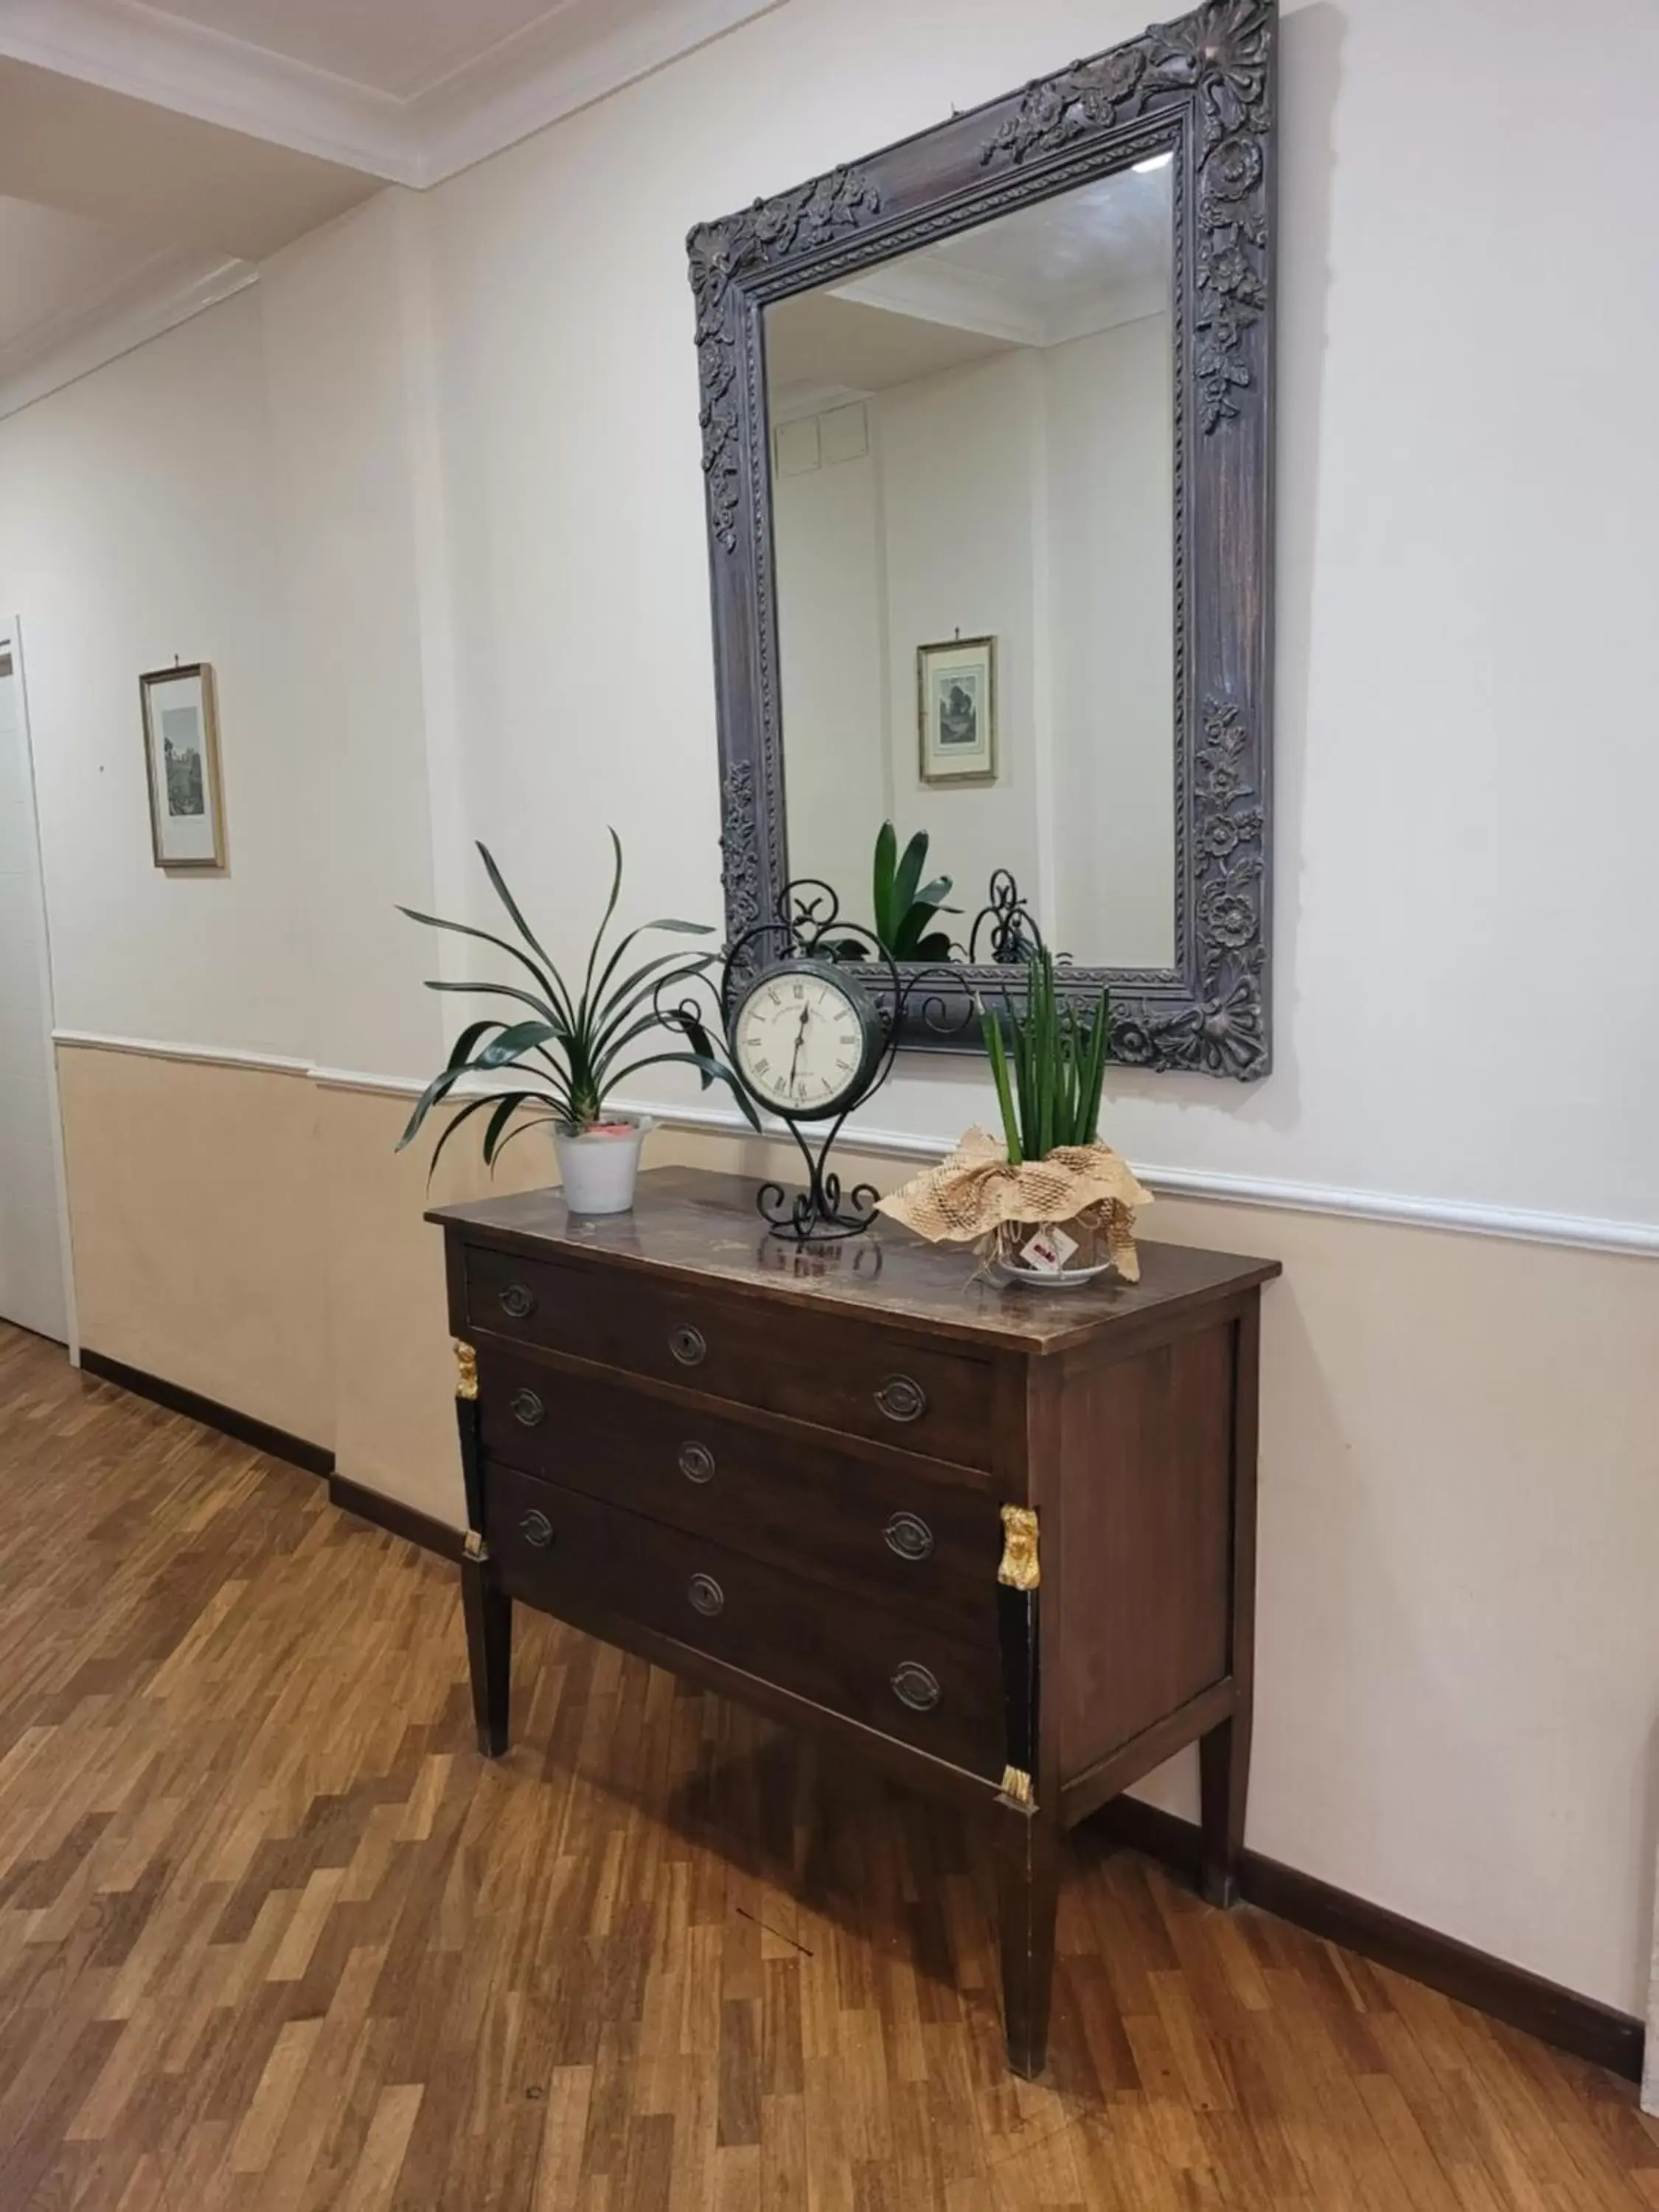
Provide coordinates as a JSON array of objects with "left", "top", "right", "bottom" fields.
[{"left": 478, "top": 1352, "right": 1001, "bottom": 1646}]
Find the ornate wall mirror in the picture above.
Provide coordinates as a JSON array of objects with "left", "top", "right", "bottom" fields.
[{"left": 689, "top": 0, "right": 1275, "bottom": 1075}]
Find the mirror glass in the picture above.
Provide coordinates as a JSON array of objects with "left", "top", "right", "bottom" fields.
[{"left": 765, "top": 159, "right": 1176, "bottom": 970}]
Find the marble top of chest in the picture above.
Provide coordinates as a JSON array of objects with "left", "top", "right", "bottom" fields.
[{"left": 430, "top": 1166, "right": 1279, "bottom": 1357}]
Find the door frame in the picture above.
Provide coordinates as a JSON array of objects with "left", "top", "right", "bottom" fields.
[{"left": 1, "top": 618, "right": 79, "bottom": 1360}]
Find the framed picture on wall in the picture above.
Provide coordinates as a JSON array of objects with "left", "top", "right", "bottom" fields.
[
  {"left": 917, "top": 636, "right": 997, "bottom": 785},
  {"left": 139, "top": 663, "right": 226, "bottom": 869}
]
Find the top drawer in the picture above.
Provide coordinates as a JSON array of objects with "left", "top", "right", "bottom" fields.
[{"left": 462, "top": 1242, "right": 995, "bottom": 1470}]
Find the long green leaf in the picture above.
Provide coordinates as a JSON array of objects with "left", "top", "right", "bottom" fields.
[
  {"left": 587, "top": 919, "right": 714, "bottom": 1035},
  {"left": 981, "top": 1004, "right": 1021, "bottom": 1164},
  {"left": 398, "top": 906, "right": 569, "bottom": 1017},
  {"left": 475, "top": 844, "right": 552, "bottom": 967},
  {"left": 588, "top": 947, "right": 718, "bottom": 1054},
  {"left": 399, "top": 1058, "right": 481, "bottom": 1149},
  {"left": 480, "top": 1091, "right": 526, "bottom": 1165},
  {"left": 476, "top": 1019, "right": 563, "bottom": 1069},
  {"left": 577, "top": 827, "right": 627, "bottom": 1031},
  {"left": 872, "top": 821, "right": 898, "bottom": 945},
  {"left": 487, "top": 1113, "right": 559, "bottom": 1166},
  {"left": 425, "top": 1085, "right": 565, "bottom": 1183},
  {"left": 891, "top": 831, "right": 928, "bottom": 940},
  {"left": 605, "top": 1051, "right": 762, "bottom": 1130},
  {"left": 420, "top": 1092, "right": 506, "bottom": 1179},
  {"left": 446, "top": 1018, "right": 504, "bottom": 1072},
  {"left": 424, "top": 978, "right": 564, "bottom": 1030}
]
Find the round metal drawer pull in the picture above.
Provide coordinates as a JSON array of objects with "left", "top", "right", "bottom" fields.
[
  {"left": 891, "top": 1661, "right": 941, "bottom": 1713},
  {"left": 669, "top": 1325, "right": 707, "bottom": 1368},
  {"left": 519, "top": 1509, "right": 554, "bottom": 1550},
  {"left": 678, "top": 1441, "right": 716, "bottom": 1485},
  {"left": 498, "top": 1282, "right": 537, "bottom": 1321},
  {"left": 510, "top": 1388, "right": 545, "bottom": 1428},
  {"left": 875, "top": 1374, "right": 927, "bottom": 1424},
  {"left": 883, "top": 1512, "right": 934, "bottom": 1562},
  {"left": 687, "top": 1572, "right": 725, "bottom": 1617}
]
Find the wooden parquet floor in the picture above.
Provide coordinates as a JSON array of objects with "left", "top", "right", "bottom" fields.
[{"left": 1, "top": 1322, "right": 1655, "bottom": 2211}]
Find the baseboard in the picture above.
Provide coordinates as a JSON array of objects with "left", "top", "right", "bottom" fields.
[
  {"left": 1097, "top": 1797, "right": 1645, "bottom": 2084},
  {"left": 327, "top": 1474, "right": 465, "bottom": 1564},
  {"left": 80, "top": 1349, "right": 334, "bottom": 1478},
  {"left": 80, "top": 1346, "right": 464, "bottom": 1562}
]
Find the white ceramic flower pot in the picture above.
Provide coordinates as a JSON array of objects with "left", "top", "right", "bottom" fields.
[{"left": 552, "top": 1115, "right": 653, "bottom": 1214}]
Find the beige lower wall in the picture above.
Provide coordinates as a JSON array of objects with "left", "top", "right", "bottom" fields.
[
  {"left": 48, "top": 1044, "right": 1659, "bottom": 2020},
  {"left": 55, "top": 1045, "right": 332, "bottom": 1444}
]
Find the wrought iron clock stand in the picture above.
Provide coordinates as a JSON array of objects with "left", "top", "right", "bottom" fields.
[{"left": 709, "top": 880, "right": 948, "bottom": 1244}]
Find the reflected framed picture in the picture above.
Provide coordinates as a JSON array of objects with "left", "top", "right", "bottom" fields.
[
  {"left": 139, "top": 663, "right": 226, "bottom": 869},
  {"left": 917, "top": 636, "right": 997, "bottom": 785}
]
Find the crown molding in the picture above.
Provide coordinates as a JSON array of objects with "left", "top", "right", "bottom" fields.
[
  {"left": 0, "top": 0, "right": 417, "bottom": 181},
  {"left": 403, "top": 0, "right": 786, "bottom": 187},
  {"left": 0, "top": 250, "right": 257, "bottom": 421},
  {"left": 0, "top": 0, "right": 785, "bottom": 191}
]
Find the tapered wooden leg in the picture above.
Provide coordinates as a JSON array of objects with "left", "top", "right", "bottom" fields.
[
  {"left": 993, "top": 1805, "right": 1060, "bottom": 2078},
  {"left": 1199, "top": 1708, "right": 1251, "bottom": 1907},
  {"left": 461, "top": 1558, "right": 511, "bottom": 1758}
]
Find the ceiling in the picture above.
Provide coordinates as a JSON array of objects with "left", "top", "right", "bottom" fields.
[
  {"left": 766, "top": 165, "right": 1173, "bottom": 415},
  {"left": 0, "top": 0, "right": 781, "bottom": 419},
  {"left": 137, "top": 0, "right": 576, "bottom": 102},
  {"left": 0, "top": 199, "right": 176, "bottom": 360}
]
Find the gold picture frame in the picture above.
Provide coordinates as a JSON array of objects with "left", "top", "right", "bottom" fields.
[
  {"left": 139, "top": 663, "right": 226, "bottom": 870},
  {"left": 917, "top": 636, "right": 997, "bottom": 785}
]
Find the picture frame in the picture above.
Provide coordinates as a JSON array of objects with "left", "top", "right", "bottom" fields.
[
  {"left": 917, "top": 636, "right": 997, "bottom": 786},
  {"left": 139, "top": 663, "right": 226, "bottom": 869}
]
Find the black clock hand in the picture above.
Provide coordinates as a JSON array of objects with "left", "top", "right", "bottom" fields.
[{"left": 786, "top": 1001, "right": 810, "bottom": 1093}]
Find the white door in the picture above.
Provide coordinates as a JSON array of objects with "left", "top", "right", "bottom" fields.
[{"left": 0, "top": 624, "right": 73, "bottom": 1345}]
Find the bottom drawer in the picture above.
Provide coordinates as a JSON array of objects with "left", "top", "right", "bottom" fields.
[{"left": 486, "top": 1461, "right": 1004, "bottom": 1781}]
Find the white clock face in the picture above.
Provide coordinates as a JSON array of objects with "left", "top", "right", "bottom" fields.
[{"left": 736, "top": 968, "right": 869, "bottom": 1116}]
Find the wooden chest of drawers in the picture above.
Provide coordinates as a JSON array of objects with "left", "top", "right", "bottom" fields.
[{"left": 431, "top": 1166, "right": 1278, "bottom": 2076}]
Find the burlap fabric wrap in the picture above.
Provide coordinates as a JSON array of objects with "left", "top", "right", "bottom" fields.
[{"left": 877, "top": 1127, "right": 1152, "bottom": 1281}]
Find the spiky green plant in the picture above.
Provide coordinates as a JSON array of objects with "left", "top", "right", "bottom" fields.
[
  {"left": 397, "top": 833, "right": 758, "bottom": 1178},
  {"left": 872, "top": 822, "right": 958, "bottom": 959},
  {"left": 824, "top": 822, "right": 958, "bottom": 961},
  {"left": 980, "top": 948, "right": 1110, "bottom": 1164}
]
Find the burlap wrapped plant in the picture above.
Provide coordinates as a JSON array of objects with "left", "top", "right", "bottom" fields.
[
  {"left": 878, "top": 1126, "right": 1151, "bottom": 1279},
  {"left": 880, "top": 947, "right": 1149, "bottom": 1280}
]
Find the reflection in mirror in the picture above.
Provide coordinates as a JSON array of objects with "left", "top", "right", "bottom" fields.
[{"left": 765, "top": 158, "right": 1175, "bottom": 972}]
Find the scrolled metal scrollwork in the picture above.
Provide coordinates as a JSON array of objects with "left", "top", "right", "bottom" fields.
[
  {"left": 715, "top": 879, "right": 962, "bottom": 1245},
  {"left": 981, "top": 0, "right": 1273, "bottom": 434},
  {"left": 687, "top": 166, "right": 883, "bottom": 555}
]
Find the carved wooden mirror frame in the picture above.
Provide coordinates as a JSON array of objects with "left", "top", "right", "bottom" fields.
[{"left": 687, "top": 0, "right": 1275, "bottom": 1075}]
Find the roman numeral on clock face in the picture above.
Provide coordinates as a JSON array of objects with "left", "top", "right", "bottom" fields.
[{"left": 736, "top": 969, "right": 868, "bottom": 1116}]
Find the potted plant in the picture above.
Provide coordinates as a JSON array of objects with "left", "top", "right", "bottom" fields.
[
  {"left": 821, "top": 822, "right": 957, "bottom": 962},
  {"left": 877, "top": 947, "right": 1150, "bottom": 1283},
  {"left": 397, "top": 834, "right": 757, "bottom": 1214}
]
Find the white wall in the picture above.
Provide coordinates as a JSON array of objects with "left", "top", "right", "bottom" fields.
[
  {"left": 878, "top": 350, "right": 1045, "bottom": 923},
  {"left": 1046, "top": 315, "right": 1174, "bottom": 967},
  {"left": 772, "top": 427, "right": 890, "bottom": 905},
  {"left": 0, "top": 291, "right": 310, "bottom": 1060},
  {"left": 1, "top": 0, "right": 1657, "bottom": 2023},
  {"left": 415, "top": 0, "right": 1659, "bottom": 1231}
]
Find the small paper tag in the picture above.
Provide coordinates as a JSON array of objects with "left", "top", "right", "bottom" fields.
[{"left": 1018, "top": 1224, "right": 1079, "bottom": 1274}]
